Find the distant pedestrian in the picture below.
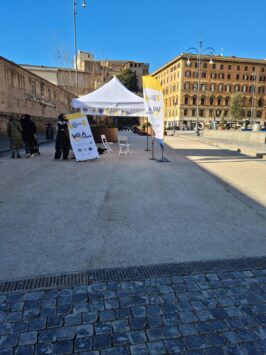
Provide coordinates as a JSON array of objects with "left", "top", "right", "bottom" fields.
[
  {"left": 7, "top": 115, "right": 23, "bottom": 158},
  {"left": 20, "top": 114, "right": 37, "bottom": 158},
  {"left": 54, "top": 114, "right": 70, "bottom": 160}
]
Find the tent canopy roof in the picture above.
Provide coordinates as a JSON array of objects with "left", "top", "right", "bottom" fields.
[{"left": 72, "top": 77, "right": 144, "bottom": 109}]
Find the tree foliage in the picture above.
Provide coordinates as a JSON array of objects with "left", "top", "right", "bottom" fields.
[
  {"left": 117, "top": 69, "right": 139, "bottom": 93},
  {"left": 230, "top": 93, "right": 243, "bottom": 125}
]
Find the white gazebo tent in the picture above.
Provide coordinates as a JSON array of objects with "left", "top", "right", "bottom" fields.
[{"left": 71, "top": 76, "right": 145, "bottom": 117}]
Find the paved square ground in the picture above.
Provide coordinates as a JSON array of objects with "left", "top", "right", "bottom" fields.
[{"left": 0, "top": 134, "right": 266, "bottom": 280}]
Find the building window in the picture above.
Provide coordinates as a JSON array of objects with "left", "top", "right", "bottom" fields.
[
  {"left": 192, "top": 96, "right": 197, "bottom": 105},
  {"left": 185, "top": 71, "right": 191, "bottom": 77},
  {"left": 245, "top": 66, "right": 248, "bottom": 71},
  {"left": 236, "top": 74, "right": 240, "bottom": 80},
  {"left": 184, "top": 109, "right": 188, "bottom": 116},
  {"left": 32, "top": 82, "right": 36, "bottom": 96},
  {"left": 258, "top": 98, "right": 263, "bottom": 107},
  {"left": 220, "top": 64, "right": 224, "bottom": 69},
  {"left": 234, "top": 85, "right": 240, "bottom": 92},
  {"left": 217, "top": 96, "right": 222, "bottom": 105},
  {"left": 193, "top": 82, "right": 198, "bottom": 91},
  {"left": 200, "top": 97, "right": 205, "bottom": 105},
  {"left": 242, "top": 85, "right": 247, "bottom": 93},
  {"left": 212, "top": 64, "right": 216, "bottom": 69},
  {"left": 209, "top": 109, "right": 213, "bottom": 116},
  {"left": 228, "top": 65, "right": 231, "bottom": 70},
  {"left": 40, "top": 83, "right": 45, "bottom": 96},
  {"left": 201, "top": 83, "right": 207, "bottom": 91},
  {"left": 225, "top": 97, "right": 230, "bottom": 106},
  {"left": 247, "top": 111, "right": 251, "bottom": 117},
  {"left": 225, "top": 84, "right": 231, "bottom": 92},
  {"left": 192, "top": 109, "right": 196, "bottom": 116},
  {"left": 219, "top": 73, "right": 224, "bottom": 79},
  {"left": 227, "top": 74, "right": 231, "bottom": 79},
  {"left": 184, "top": 82, "right": 190, "bottom": 90},
  {"left": 193, "top": 72, "right": 199, "bottom": 78},
  {"left": 210, "top": 83, "right": 215, "bottom": 92},
  {"left": 202, "top": 72, "right": 207, "bottom": 78},
  {"left": 211, "top": 73, "right": 217, "bottom": 79},
  {"left": 250, "top": 85, "right": 255, "bottom": 93},
  {"left": 224, "top": 110, "right": 228, "bottom": 117},
  {"left": 218, "top": 84, "right": 223, "bottom": 92},
  {"left": 258, "top": 86, "right": 265, "bottom": 94},
  {"left": 203, "top": 63, "right": 207, "bottom": 69},
  {"left": 210, "top": 96, "right": 214, "bottom": 105},
  {"left": 256, "top": 111, "right": 262, "bottom": 117},
  {"left": 237, "top": 65, "right": 240, "bottom": 70},
  {"left": 199, "top": 109, "right": 204, "bottom": 117},
  {"left": 252, "top": 66, "right": 255, "bottom": 71},
  {"left": 48, "top": 88, "right": 51, "bottom": 100},
  {"left": 184, "top": 96, "right": 189, "bottom": 105}
]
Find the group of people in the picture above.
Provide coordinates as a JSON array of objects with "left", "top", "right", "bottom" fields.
[
  {"left": 7, "top": 114, "right": 37, "bottom": 158},
  {"left": 7, "top": 113, "right": 71, "bottom": 160}
]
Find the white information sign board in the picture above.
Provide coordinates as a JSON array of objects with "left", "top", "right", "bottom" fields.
[{"left": 66, "top": 113, "right": 99, "bottom": 161}]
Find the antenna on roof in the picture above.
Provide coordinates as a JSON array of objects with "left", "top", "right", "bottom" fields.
[{"left": 220, "top": 48, "right": 224, "bottom": 56}]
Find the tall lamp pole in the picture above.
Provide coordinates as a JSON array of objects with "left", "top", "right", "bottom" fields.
[
  {"left": 250, "top": 67, "right": 257, "bottom": 127},
  {"left": 73, "top": 0, "right": 87, "bottom": 95},
  {"left": 173, "top": 98, "right": 178, "bottom": 135},
  {"left": 186, "top": 42, "right": 215, "bottom": 136}
]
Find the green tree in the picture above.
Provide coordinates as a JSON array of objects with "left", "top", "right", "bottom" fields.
[
  {"left": 117, "top": 69, "right": 139, "bottom": 93},
  {"left": 230, "top": 93, "right": 243, "bottom": 129}
]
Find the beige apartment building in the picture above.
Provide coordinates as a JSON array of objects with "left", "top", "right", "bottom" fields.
[
  {"left": 22, "top": 51, "right": 149, "bottom": 96},
  {"left": 152, "top": 54, "right": 266, "bottom": 129}
]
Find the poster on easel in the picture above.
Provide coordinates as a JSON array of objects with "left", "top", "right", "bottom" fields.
[{"left": 65, "top": 113, "right": 99, "bottom": 161}]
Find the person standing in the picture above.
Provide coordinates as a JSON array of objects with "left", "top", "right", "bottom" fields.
[
  {"left": 54, "top": 114, "right": 70, "bottom": 160},
  {"left": 20, "top": 114, "right": 37, "bottom": 158},
  {"left": 7, "top": 115, "right": 23, "bottom": 158}
]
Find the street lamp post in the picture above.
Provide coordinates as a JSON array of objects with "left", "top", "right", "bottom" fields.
[
  {"left": 73, "top": 0, "right": 87, "bottom": 95},
  {"left": 186, "top": 42, "right": 215, "bottom": 136},
  {"left": 173, "top": 98, "right": 178, "bottom": 135},
  {"left": 250, "top": 67, "right": 257, "bottom": 127}
]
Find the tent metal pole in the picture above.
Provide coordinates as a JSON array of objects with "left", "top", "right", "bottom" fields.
[
  {"left": 149, "top": 130, "right": 155, "bottom": 160},
  {"left": 145, "top": 117, "right": 150, "bottom": 151}
]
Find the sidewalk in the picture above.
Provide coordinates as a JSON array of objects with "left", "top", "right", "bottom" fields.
[
  {"left": 0, "top": 262, "right": 266, "bottom": 354},
  {"left": 172, "top": 131, "right": 266, "bottom": 159},
  {"left": 0, "top": 134, "right": 54, "bottom": 155}
]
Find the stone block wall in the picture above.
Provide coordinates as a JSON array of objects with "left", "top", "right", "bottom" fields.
[{"left": 0, "top": 56, "right": 76, "bottom": 135}]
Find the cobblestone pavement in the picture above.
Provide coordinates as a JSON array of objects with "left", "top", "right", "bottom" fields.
[{"left": 1, "top": 269, "right": 266, "bottom": 354}]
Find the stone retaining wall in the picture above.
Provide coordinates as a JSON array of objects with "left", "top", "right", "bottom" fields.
[{"left": 203, "top": 130, "right": 266, "bottom": 145}]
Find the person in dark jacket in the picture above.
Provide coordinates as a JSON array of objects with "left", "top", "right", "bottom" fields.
[
  {"left": 20, "top": 114, "right": 37, "bottom": 158},
  {"left": 54, "top": 114, "right": 70, "bottom": 160},
  {"left": 7, "top": 115, "right": 23, "bottom": 158}
]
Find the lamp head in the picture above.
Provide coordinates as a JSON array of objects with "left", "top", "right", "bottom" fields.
[
  {"left": 187, "top": 59, "right": 191, "bottom": 67},
  {"left": 209, "top": 58, "right": 214, "bottom": 65},
  {"left": 82, "top": 0, "right": 86, "bottom": 7}
]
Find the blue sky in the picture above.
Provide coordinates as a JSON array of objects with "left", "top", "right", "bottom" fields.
[{"left": 1, "top": 0, "right": 266, "bottom": 73}]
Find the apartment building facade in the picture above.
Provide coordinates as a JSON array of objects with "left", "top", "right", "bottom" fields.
[{"left": 152, "top": 54, "right": 266, "bottom": 129}]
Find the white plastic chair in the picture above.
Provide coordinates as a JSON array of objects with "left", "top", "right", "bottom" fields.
[
  {"left": 101, "top": 134, "right": 113, "bottom": 153},
  {"left": 118, "top": 135, "right": 131, "bottom": 156}
]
